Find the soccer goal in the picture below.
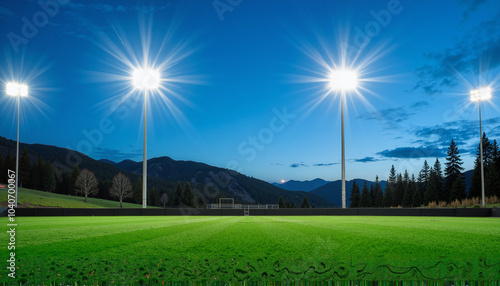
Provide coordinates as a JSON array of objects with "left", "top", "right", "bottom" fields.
[{"left": 219, "top": 198, "right": 235, "bottom": 209}]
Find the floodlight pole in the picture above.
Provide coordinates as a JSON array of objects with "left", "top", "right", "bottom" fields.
[
  {"left": 142, "top": 90, "right": 148, "bottom": 209},
  {"left": 15, "top": 95, "right": 20, "bottom": 208},
  {"left": 341, "top": 91, "right": 346, "bottom": 209},
  {"left": 478, "top": 98, "right": 485, "bottom": 208}
]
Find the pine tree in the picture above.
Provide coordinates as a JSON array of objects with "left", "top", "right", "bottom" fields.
[
  {"left": 486, "top": 166, "right": 500, "bottom": 197},
  {"left": 412, "top": 181, "right": 423, "bottom": 207},
  {"left": 70, "top": 165, "right": 80, "bottom": 196},
  {"left": 388, "top": 165, "right": 397, "bottom": 186},
  {"left": 419, "top": 160, "right": 430, "bottom": 184},
  {"left": 173, "top": 182, "right": 183, "bottom": 206},
  {"left": 359, "top": 181, "right": 372, "bottom": 207},
  {"left": 487, "top": 140, "right": 500, "bottom": 197},
  {"left": 444, "top": 139, "right": 464, "bottom": 202},
  {"left": 349, "top": 180, "right": 360, "bottom": 208},
  {"left": 300, "top": 196, "right": 310, "bottom": 208},
  {"left": 469, "top": 156, "right": 482, "bottom": 199},
  {"left": 28, "top": 159, "right": 40, "bottom": 190},
  {"left": 481, "top": 133, "right": 493, "bottom": 167},
  {"left": 370, "top": 184, "right": 376, "bottom": 206},
  {"left": 403, "top": 170, "right": 410, "bottom": 186},
  {"left": 278, "top": 196, "right": 286, "bottom": 208},
  {"left": 43, "top": 162, "right": 56, "bottom": 193},
  {"left": 394, "top": 173, "right": 405, "bottom": 207},
  {"left": 493, "top": 140, "right": 499, "bottom": 161},
  {"left": 285, "top": 200, "right": 291, "bottom": 208},
  {"left": 197, "top": 195, "right": 206, "bottom": 208},
  {"left": 433, "top": 159, "right": 444, "bottom": 201},
  {"left": 133, "top": 178, "right": 142, "bottom": 204},
  {"left": 417, "top": 160, "right": 430, "bottom": 195},
  {"left": 182, "top": 182, "right": 195, "bottom": 207},
  {"left": 55, "top": 171, "right": 70, "bottom": 195},
  {"left": 374, "top": 176, "right": 384, "bottom": 208},
  {"left": 149, "top": 187, "right": 160, "bottom": 207},
  {"left": 402, "top": 175, "right": 415, "bottom": 207},
  {"left": 424, "top": 169, "right": 439, "bottom": 204},
  {"left": 19, "top": 147, "right": 31, "bottom": 188},
  {"left": 291, "top": 202, "right": 297, "bottom": 208},
  {"left": 449, "top": 176, "right": 466, "bottom": 201},
  {"left": 5, "top": 148, "right": 14, "bottom": 172},
  {"left": 383, "top": 183, "right": 393, "bottom": 207},
  {"left": 36, "top": 157, "right": 45, "bottom": 191}
]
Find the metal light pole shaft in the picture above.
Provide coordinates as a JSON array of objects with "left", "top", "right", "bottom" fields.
[
  {"left": 479, "top": 99, "right": 485, "bottom": 208},
  {"left": 15, "top": 96, "right": 20, "bottom": 208},
  {"left": 142, "top": 90, "right": 148, "bottom": 208},
  {"left": 341, "top": 92, "right": 346, "bottom": 209}
]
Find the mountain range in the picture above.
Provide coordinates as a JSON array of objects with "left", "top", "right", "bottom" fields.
[{"left": 0, "top": 136, "right": 333, "bottom": 207}]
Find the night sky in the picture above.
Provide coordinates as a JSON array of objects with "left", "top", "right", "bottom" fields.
[{"left": 1, "top": 0, "right": 499, "bottom": 183}]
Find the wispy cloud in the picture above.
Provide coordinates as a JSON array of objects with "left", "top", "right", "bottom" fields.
[
  {"left": 353, "top": 157, "right": 379, "bottom": 163},
  {"left": 377, "top": 147, "right": 447, "bottom": 159},
  {"left": 313, "top": 162, "right": 338, "bottom": 167},
  {"left": 413, "top": 12, "right": 500, "bottom": 95},
  {"left": 412, "top": 117, "right": 500, "bottom": 154},
  {"left": 358, "top": 101, "right": 430, "bottom": 130},
  {"left": 290, "top": 162, "right": 308, "bottom": 168},
  {"left": 458, "top": 0, "right": 489, "bottom": 22}
]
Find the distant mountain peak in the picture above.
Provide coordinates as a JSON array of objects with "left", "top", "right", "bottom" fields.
[{"left": 274, "top": 178, "right": 329, "bottom": 192}]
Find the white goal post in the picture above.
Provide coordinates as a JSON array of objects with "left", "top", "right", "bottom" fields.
[{"left": 219, "top": 198, "right": 235, "bottom": 209}]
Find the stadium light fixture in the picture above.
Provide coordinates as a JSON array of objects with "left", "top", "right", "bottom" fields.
[
  {"left": 329, "top": 69, "right": 358, "bottom": 209},
  {"left": 133, "top": 68, "right": 160, "bottom": 90},
  {"left": 6, "top": 82, "right": 29, "bottom": 208},
  {"left": 470, "top": 87, "right": 492, "bottom": 208},
  {"left": 329, "top": 70, "right": 358, "bottom": 91},
  {"left": 132, "top": 67, "right": 161, "bottom": 208}
]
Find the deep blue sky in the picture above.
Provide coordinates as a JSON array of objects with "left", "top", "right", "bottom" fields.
[{"left": 1, "top": 0, "right": 500, "bottom": 183}]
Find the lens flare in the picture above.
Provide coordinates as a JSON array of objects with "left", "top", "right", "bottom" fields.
[
  {"left": 84, "top": 11, "right": 203, "bottom": 132},
  {"left": 0, "top": 49, "right": 54, "bottom": 125}
]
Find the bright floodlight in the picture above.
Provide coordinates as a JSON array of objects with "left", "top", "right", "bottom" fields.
[
  {"left": 6, "top": 82, "right": 28, "bottom": 97},
  {"left": 470, "top": 87, "right": 492, "bottom": 101},
  {"left": 329, "top": 70, "right": 358, "bottom": 91},
  {"left": 133, "top": 68, "right": 160, "bottom": 89}
]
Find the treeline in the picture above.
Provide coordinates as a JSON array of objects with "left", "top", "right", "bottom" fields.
[
  {"left": 0, "top": 147, "right": 58, "bottom": 193},
  {"left": 277, "top": 195, "right": 315, "bottom": 208},
  {"left": 350, "top": 137, "right": 500, "bottom": 208}
]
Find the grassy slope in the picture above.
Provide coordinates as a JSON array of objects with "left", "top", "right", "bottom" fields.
[
  {"left": 2, "top": 216, "right": 499, "bottom": 283},
  {"left": 0, "top": 188, "right": 143, "bottom": 208}
]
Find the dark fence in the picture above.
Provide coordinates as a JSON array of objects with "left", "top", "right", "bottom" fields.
[{"left": 12, "top": 207, "right": 495, "bottom": 217}]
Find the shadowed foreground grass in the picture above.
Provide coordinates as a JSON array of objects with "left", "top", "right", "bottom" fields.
[{"left": 1, "top": 216, "right": 499, "bottom": 284}]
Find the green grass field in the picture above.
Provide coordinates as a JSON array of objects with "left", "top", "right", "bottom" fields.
[
  {"left": 0, "top": 188, "right": 143, "bottom": 208},
  {"left": 1, "top": 216, "right": 499, "bottom": 284}
]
